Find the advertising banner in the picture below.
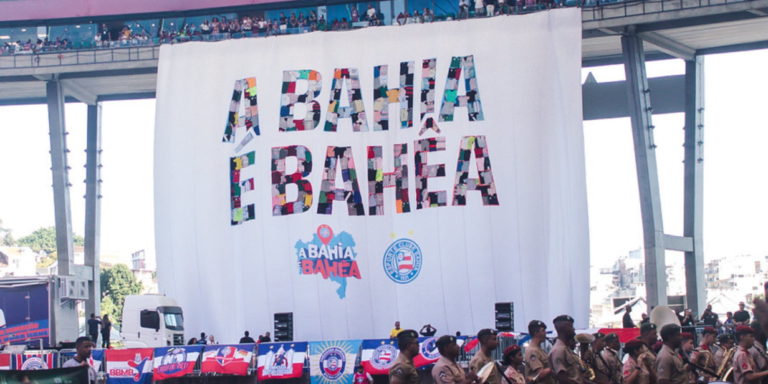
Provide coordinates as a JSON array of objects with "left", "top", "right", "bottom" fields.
[
  {"left": 257, "top": 342, "right": 307, "bottom": 380},
  {"left": 309, "top": 340, "right": 362, "bottom": 384},
  {"left": 105, "top": 348, "right": 154, "bottom": 384},
  {"left": 13, "top": 353, "right": 58, "bottom": 370},
  {"left": 201, "top": 344, "right": 255, "bottom": 376},
  {"left": 0, "top": 283, "right": 50, "bottom": 346},
  {"left": 155, "top": 9, "right": 589, "bottom": 342},
  {"left": 153, "top": 346, "right": 202, "bottom": 381}
]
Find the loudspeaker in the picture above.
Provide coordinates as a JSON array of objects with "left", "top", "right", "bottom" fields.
[
  {"left": 495, "top": 302, "right": 514, "bottom": 332},
  {"left": 274, "top": 312, "right": 294, "bottom": 342}
]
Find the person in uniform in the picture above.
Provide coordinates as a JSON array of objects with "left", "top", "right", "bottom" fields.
[
  {"left": 715, "top": 334, "right": 735, "bottom": 370},
  {"left": 679, "top": 333, "right": 696, "bottom": 384},
  {"left": 589, "top": 333, "right": 613, "bottom": 384},
  {"left": 639, "top": 323, "right": 659, "bottom": 384},
  {"left": 691, "top": 327, "right": 718, "bottom": 382},
  {"left": 503, "top": 345, "right": 526, "bottom": 384},
  {"left": 655, "top": 324, "right": 688, "bottom": 384},
  {"left": 470, "top": 329, "right": 500, "bottom": 384},
  {"left": 548, "top": 315, "right": 595, "bottom": 384},
  {"left": 624, "top": 339, "right": 652, "bottom": 384},
  {"left": 389, "top": 329, "right": 421, "bottom": 384},
  {"left": 603, "top": 333, "right": 624, "bottom": 384},
  {"left": 733, "top": 325, "right": 768, "bottom": 384},
  {"left": 525, "top": 320, "right": 555, "bottom": 384},
  {"left": 432, "top": 335, "right": 478, "bottom": 384},
  {"left": 748, "top": 320, "right": 768, "bottom": 372}
]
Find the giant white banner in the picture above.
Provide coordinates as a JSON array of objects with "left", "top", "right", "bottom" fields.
[{"left": 154, "top": 9, "right": 589, "bottom": 342}]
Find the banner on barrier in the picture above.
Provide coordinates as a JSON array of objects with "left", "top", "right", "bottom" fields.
[
  {"left": 13, "top": 353, "right": 58, "bottom": 370},
  {"left": 257, "top": 342, "right": 307, "bottom": 380},
  {"left": 153, "top": 346, "right": 202, "bottom": 381},
  {"left": 360, "top": 339, "right": 398, "bottom": 375},
  {"left": 201, "top": 344, "right": 255, "bottom": 376},
  {"left": 155, "top": 9, "right": 589, "bottom": 342},
  {"left": 105, "top": 348, "right": 154, "bottom": 384},
  {"left": 309, "top": 340, "right": 361, "bottom": 384},
  {"left": 0, "top": 366, "right": 89, "bottom": 383},
  {"left": 0, "top": 354, "right": 9, "bottom": 371}
]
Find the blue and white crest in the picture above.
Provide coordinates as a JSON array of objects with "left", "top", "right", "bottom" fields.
[
  {"left": 370, "top": 343, "right": 398, "bottom": 370},
  {"left": 383, "top": 239, "right": 422, "bottom": 284},
  {"left": 318, "top": 346, "right": 346, "bottom": 381},
  {"left": 420, "top": 337, "right": 440, "bottom": 360}
]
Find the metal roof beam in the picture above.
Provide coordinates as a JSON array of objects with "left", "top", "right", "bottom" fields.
[
  {"left": 62, "top": 79, "right": 98, "bottom": 106},
  {"left": 639, "top": 31, "right": 696, "bottom": 61}
]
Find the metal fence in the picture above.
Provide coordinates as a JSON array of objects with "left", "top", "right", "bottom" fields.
[
  {"left": 0, "top": 45, "right": 159, "bottom": 69},
  {"left": 582, "top": 0, "right": 757, "bottom": 22}
]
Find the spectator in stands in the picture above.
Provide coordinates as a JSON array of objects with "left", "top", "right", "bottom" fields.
[
  {"left": 413, "top": 10, "right": 423, "bottom": 23},
  {"left": 212, "top": 17, "right": 221, "bottom": 34},
  {"left": 701, "top": 304, "right": 719, "bottom": 327},
  {"left": 309, "top": 11, "right": 318, "bottom": 31},
  {"left": 299, "top": 12, "right": 308, "bottom": 30},
  {"left": 423, "top": 8, "right": 434, "bottom": 22},
  {"left": 317, "top": 16, "right": 327, "bottom": 31},
  {"left": 341, "top": 17, "right": 349, "bottom": 30},
  {"left": 240, "top": 331, "right": 256, "bottom": 344},
  {"left": 87, "top": 314, "right": 101, "bottom": 343},
  {"left": 723, "top": 311, "right": 735, "bottom": 332},
  {"left": 241, "top": 17, "right": 252, "bottom": 34},
  {"left": 486, "top": 0, "right": 495, "bottom": 17},
  {"left": 258, "top": 17, "right": 268, "bottom": 35},
  {"left": 351, "top": 7, "right": 360, "bottom": 22},
  {"left": 100, "top": 24, "right": 110, "bottom": 47},
  {"left": 639, "top": 313, "right": 650, "bottom": 326},
  {"left": 368, "top": 13, "right": 380, "bottom": 26},
  {"left": 208, "top": 335, "right": 218, "bottom": 345},
  {"left": 279, "top": 13, "right": 288, "bottom": 34},
  {"left": 331, "top": 18, "right": 340, "bottom": 31},
  {"left": 188, "top": 337, "right": 198, "bottom": 345},
  {"left": 474, "top": 0, "right": 485, "bottom": 17},
  {"left": 366, "top": 4, "right": 377, "bottom": 20},
  {"left": 459, "top": 0, "right": 469, "bottom": 19},
  {"left": 198, "top": 332, "right": 208, "bottom": 345},
  {"left": 734, "top": 302, "right": 751, "bottom": 324},
  {"left": 390, "top": 321, "right": 403, "bottom": 339},
  {"left": 396, "top": 12, "right": 406, "bottom": 25},
  {"left": 289, "top": 13, "right": 298, "bottom": 32},
  {"left": 420, "top": 324, "right": 437, "bottom": 336},
  {"left": 259, "top": 332, "right": 272, "bottom": 343},
  {"left": 404, "top": 11, "right": 414, "bottom": 24},
  {"left": 679, "top": 308, "right": 695, "bottom": 326}
]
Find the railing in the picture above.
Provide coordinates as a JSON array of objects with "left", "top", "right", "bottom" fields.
[
  {"left": 0, "top": 45, "right": 160, "bottom": 69},
  {"left": 582, "top": 0, "right": 757, "bottom": 22}
]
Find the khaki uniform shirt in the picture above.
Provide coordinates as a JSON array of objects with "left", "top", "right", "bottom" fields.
[
  {"left": 749, "top": 343, "right": 768, "bottom": 371},
  {"left": 641, "top": 344, "right": 658, "bottom": 371},
  {"left": 624, "top": 356, "right": 650, "bottom": 384},
  {"left": 470, "top": 349, "right": 500, "bottom": 384},
  {"left": 655, "top": 345, "right": 687, "bottom": 384},
  {"left": 389, "top": 352, "right": 420, "bottom": 384},
  {"left": 549, "top": 339, "right": 584, "bottom": 384},
  {"left": 432, "top": 355, "right": 466, "bottom": 384},
  {"left": 691, "top": 346, "right": 717, "bottom": 379},
  {"left": 734, "top": 346, "right": 760, "bottom": 384},
  {"left": 589, "top": 349, "right": 612, "bottom": 384},
  {"left": 602, "top": 348, "right": 623, "bottom": 383},
  {"left": 526, "top": 343, "right": 555, "bottom": 384}
]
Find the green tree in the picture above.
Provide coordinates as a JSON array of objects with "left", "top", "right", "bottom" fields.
[
  {"left": 100, "top": 295, "right": 120, "bottom": 327},
  {"left": 36, "top": 251, "right": 57, "bottom": 269},
  {"left": 17, "top": 227, "right": 84, "bottom": 254},
  {"left": 0, "top": 219, "right": 16, "bottom": 246},
  {"left": 100, "top": 264, "right": 143, "bottom": 327}
]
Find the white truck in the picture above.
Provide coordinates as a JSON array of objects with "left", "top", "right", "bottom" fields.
[{"left": 121, "top": 295, "right": 185, "bottom": 348}]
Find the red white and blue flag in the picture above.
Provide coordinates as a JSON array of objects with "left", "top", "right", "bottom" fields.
[
  {"left": 201, "top": 344, "right": 255, "bottom": 376},
  {"left": 153, "top": 346, "right": 202, "bottom": 381},
  {"left": 360, "top": 339, "right": 399, "bottom": 375},
  {"left": 413, "top": 336, "right": 467, "bottom": 368},
  {"left": 89, "top": 349, "right": 105, "bottom": 372},
  {"left": 257, "top": 342, "right": 307, "bottom": 380},
  {"left": 0, "top": 354, "right": 10, "bottom": 370},
  {"left": 105, "top": 348, "right": 154, "bottom": 384},
  {"left": 13, "top": 352, "right": 58, "bottom": 370}
]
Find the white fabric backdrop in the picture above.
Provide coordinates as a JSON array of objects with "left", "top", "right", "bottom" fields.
[{"left": 154, "top": 9, "right": 589, "bottom": 343}]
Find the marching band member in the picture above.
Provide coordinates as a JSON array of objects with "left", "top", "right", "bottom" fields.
[
  {"left": 503, "top": 345, "right": 526, "bottom": 384},
  {"left": 733, "top": 325, "right": 768, "bottom": 384},
  {"left": 389, "top": 330, "right": 421, "bottom": 384},
  {"left": 624, "top": 339, "right": 653, "bottom": 384},
  {"left": 525, "top": 320, "right": 554, "bottom": 384},
  {"left": 655, "top": 324, "right": 688, "bottom": 384},
  {"left": 691, "top": 327, "right": 719, "bottom": 382}
]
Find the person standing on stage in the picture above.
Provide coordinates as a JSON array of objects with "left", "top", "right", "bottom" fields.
[
  {"left": 432, "top": 335, "right": 478, "bottom": 384},
  {"left": 470, "top": 329, "right": 500, "bottom": 384},
  {"left": 391, "top": 321, "right": 403, "bottom": 339},
  {"left": 654, "top": 324, "right": 688, "bottom": 384},
  {"left": 602, "top": 333, "right": 623, "bottom": 384},
  {"left": 691, "top": 327, "right": 718, "bottom": 382},
  {"left": 624, "top": 306, "right": 637, "bottom": 329},
  {"left": 420, "top": 324, "right": 437, "bottom": 337},
  {"left": 549, "top": 315, "right": 595, "bottom": 384},
  {"left": 624, "top": 339, "right": 652, "bottom": 384},
  {"left": 389, "top": 330, "right": 421, "bottom": 384},
  {"left": 735, "top": 302, "right": 752, "bottom": 325},
  {"left": 733, "top": 325, "right": 768, "bottom": 384},
  {"left": 525, "top": 320, "right": 554, "bottom": 384}
]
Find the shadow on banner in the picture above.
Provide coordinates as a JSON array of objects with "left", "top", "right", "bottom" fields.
[{"left": 0, "top": 366, "right": 89, "bottom": 384}]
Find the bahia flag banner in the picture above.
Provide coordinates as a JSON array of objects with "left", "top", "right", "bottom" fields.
[
  {"left": 13, "top": 352, "right": 58, "bottom": 370},
  {"left": 201, "top": 344, "right": 255, "bottom": 376},
  {"left": 360, "top": 339, "right": 398, "bottom": 375},
  {"left": 0, "top": 354, "right": 10, "bottom": 370},
  {"left": 413, "top": 337, "right": 440, "bottom": 368},
  {"left": 89, "top": 349, "right": 105, "bottom": 372},
  {"left": 310, "top": 340, "right": 362, "bottom": 384},
  {"left": 153, "top": 346, "right": 202, "bottom": 381},
  {"left": 257, "top": 342, "right": 308, "bottom": 380},
  {"left": 105, "top": 348, "right": 155, "bottom": 384}
]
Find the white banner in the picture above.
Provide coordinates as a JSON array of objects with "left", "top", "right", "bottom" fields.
[{"left": 154, "top": 9, "right": 589, "bottom": 343}]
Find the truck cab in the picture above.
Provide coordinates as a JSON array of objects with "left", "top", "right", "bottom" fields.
[{"left": 121, "top": 295, "right": 185, "bottom": 348}]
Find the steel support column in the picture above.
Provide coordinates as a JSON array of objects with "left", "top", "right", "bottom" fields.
[
  {"left": 683, "top": 57, "right": 706, "bottom": 314},
  {"left": 84, "top": 103, "right": 103, "bottom": 317},
  {"left": 46, "top": 80, "right": 74, "bottom": 276},
  {"left": 621, "top": 33, "right": 668, "bottom": 310}
]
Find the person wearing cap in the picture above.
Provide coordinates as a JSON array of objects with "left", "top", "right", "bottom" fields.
[
  {"left": 715, "top": 334, "right": 735, "bottom": 369},
  {"left": 624, "top": 339, "right": 653, "bottom": 384},
  {"left": 503, "top": 345, "right": 526, "bottom": 384},
  {"left": 589, "top": 333, "right": 614, "bottom": 384},
  {"left": 748, "top": 320, "right": 768, "bottom": 372},
  {"left": 654, "top": 324, "right": 688, "bottom": 384},
  {"left": 354, "top": 365, "right": 373, "bottom": 384},
  {"left": 432, "top": 335, "right": 478, "bottom": 384},
  {"left": 470, "top": 329, "right": 500, "bottom": 384},
  {"left": 639, "top": 323, "right": 659, "bottom": 378},
  {"left": 602, "top": 333, "right": 623, "bottom": 384},
  {"left": 548, "top": 315, "right": 594, "bottom": 384},
  {"left": 733, "top": 325, "right": 768, "bottom": 384},
  {"left": 678, "top": 333, "right": 695, "bottom": 384},
  {"left": 691, "top": 327, "right": 718, "bottom": 381},
  {"left": 389, "top": 330, "right": 420, "bottom": 384},
  {"left": 525, "top": 320, "right": 554, "bottom": 384}
]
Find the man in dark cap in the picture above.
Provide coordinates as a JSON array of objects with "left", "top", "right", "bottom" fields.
[
  {"left": 639, "top": 323, "right": 659, "bottom": 380},
  {"left": 601, "top": 333, "right": 623, "bottom": 384},
  {"left": 655, "top": 324, "right": 687, "bottom": 384},
  {"left": 549, "top": 315, "right": 593, "bottom": 384},
  {"left": 589, "top": 333, "right": 613, "bottom": 384},
  {"left": 748, "top": 320, "right": 768, "bottom": 372},
  {"left": 389, "top": 330, "right": 421, "bottom": 384},
  {"left": 432, "top": 335, "right": 478, "bottom": 384},
  {"left": 733, "top": 325, "right": 768, "bottom": 384},
  {"left": 525, "top": 320, "right": 554, "bottom": 384},
  {"left": 715, "top": 333, "right": 735, "bottom": 368},
  {"left": 470, "top": 329, "right": 500, "bottom": 384},
  {"left": 691, "top": 327, "right": 718, "bottom": 381},
  {"left": 679, "top": 333, "right": 696, "bottom": 384}
]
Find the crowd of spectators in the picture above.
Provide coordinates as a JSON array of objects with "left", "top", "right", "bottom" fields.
[{"left": 0, "top": 0, "right": 570, "bottom": 56}]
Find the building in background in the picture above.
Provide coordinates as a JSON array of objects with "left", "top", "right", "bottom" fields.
[
  {"left": 131, "top": 249, "right": 157, "bottom": 294},
  {"left": 0, "top": 246, "right": 38, "bottom": 277}
]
